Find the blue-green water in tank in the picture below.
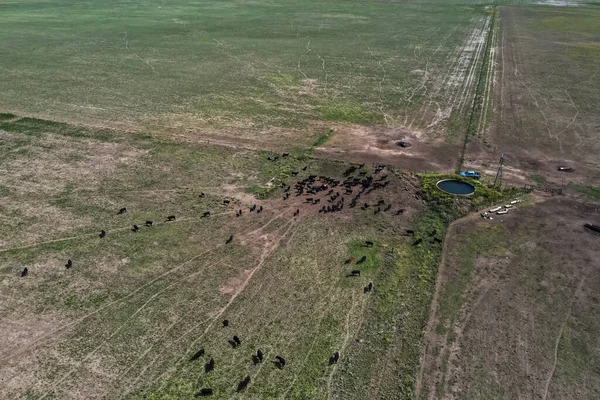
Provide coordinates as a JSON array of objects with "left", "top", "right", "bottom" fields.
[{"left": 436, "top": 179, "right": 475, "bottom": 195}]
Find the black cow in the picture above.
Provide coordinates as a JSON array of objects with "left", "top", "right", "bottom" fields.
[
  {"left": 236, "top": 210, "right": 242, "bottom": 217},
  {"left": 329, "top": 351, "right": 340, "bottom": 365},
  {"left": 190, "top": 348, "right": 205, "bottom": 361},
  {"left": 395, "top": 209, "right": 405, "bottom": 215},
  {"left": 233, "top": 335, "right": 241, "bottom": 345},
  {"left": 433, "top": 237, "right": 442, "bottom": 244},
  {"left": 202, "top": 211, "right": 211, "bottom": 218},
  {"left": 21, "top": 267, "right": 28, "bottom": 277},
  {"left": 282, "top": 152, "right": 290, "bottom": 157},
  {"left": 237, "top": 376, "right": 251, "bottom": 392},
  {"left": 302, "top": 166, "right": 308, "bottom": 171},
  {"left": 293, "top": 209, "right": 299, "bottom": 217},
  {"left": 275, "top": 356, "right": 286, "bottom": 369},
  {"left": 223, "top": 199, "right": 230, "bottom": 205},
  {"left": 283, "top": 193, "right": 290, "bottom": 200},
  {"left": 257, "top": 349, "right": 264, "bottom": 363},
  {"left": 199, "top": 192, "right": 206, "bottom": 198},
  {"left": 250, "top": 204, "right": 256, "bottom": 212},
  {"left": 166, "top": 215, "right": 176, "bottom": 221},
  {"left": 384, "top": 204, "right": 392, "bottom": 211},
  {"left": 132, "top": 224, "right": 139, "bottom": 232},
  {"left": 223, "top": 319, "right": 229, "bottom": 327},
  {"left": 65, "top": 259, "right": 72, "bottom": 269},
  {"left": 364, "top": 282, "right": 373, "bottom": 293},
  {"left": 226, "top": 235, "right": 233, "bottom": 244},
  {"left": 257, "top": 206, "right": 263, "bottom": 213},
  {"left": 357, "top": 256, "right": 367, "bottom": 264},
  {"left": 99, "top": 230, "right": 106, "bottom": 238},
  {"left": 291, "top": 171, "right": 299, "bottom": 176},
  {"left": 228, "top": 340, "right": 237, "bottom": 349},
  {"left": 350, "top": 270, "right": 360, "bottom": 277},
  {"left": 412, "top": 238, "right": 423, "bottom": 246},
  {"left": 404, "top": 229, "right": 414, "bottom": 236},
  {"left": 118, "top": 208, "right": 127, "bottom": 214},
  {"left": 195, "top": 388, "right": 213, "bottom": 397},
  {"left": 145, "top": 221, "right": 153, "bottom": 227},
  {"left": 364, "top": 241, "right": 374, "bottom": 247},
  {"left": 313, "top": 199, "right": 320, "bottom": 205},
  {"left": 205, "top": 358, "right": 215, "bottom": 373}
]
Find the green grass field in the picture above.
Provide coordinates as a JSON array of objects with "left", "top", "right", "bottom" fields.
[{"left": 0, "top": 0, "right": 495, "bottom": 142}]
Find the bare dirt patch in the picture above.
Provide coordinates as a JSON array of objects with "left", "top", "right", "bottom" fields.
[
  {"left": 315, "top": 124, "right": 460, "bottom": 172},
  {"left": 419, "top": 196, "right": 600, "bottom": 400}
]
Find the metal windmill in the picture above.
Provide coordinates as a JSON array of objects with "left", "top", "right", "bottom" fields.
[{"left": 493, "top": 153, "right": 504, "bottom": 187}]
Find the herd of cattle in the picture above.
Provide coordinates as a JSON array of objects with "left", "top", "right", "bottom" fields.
[
  {"left": 187, "top": 318, "right": 341, "bottom": 396},
  {"left": 15, "top": 157, "right": 429, "bottom": 396}
]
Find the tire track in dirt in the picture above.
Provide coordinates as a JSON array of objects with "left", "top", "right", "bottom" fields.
[
  {"left": 0, "top": 213, "right": 281, "bottom": 365},
  {"left": 36, "top": 215, "right": 290, "bottom": 399},
  {"left": 0, "top": 211, "right": 235, "bottom": 255},
  {"left": 542, "top": 277, "right": 585, "bottom": 400},
  {"left": 124, "top": 220, "right": 296, "bottom": 395},
  {"left": 147, "top": 219, "right": 298, "bottom": 394}
]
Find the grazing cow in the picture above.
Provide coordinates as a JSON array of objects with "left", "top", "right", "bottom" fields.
[
  {"left": 252, "top": 355, "right": 260, "bottom": 365},
  {"left": 132, "top": 224, "right": 139, "bottom": 232},
  {"left": 223, "top": 199, "right": 230, "bottom": 205},
  {"left": 99, "top": 230, "right": 106, "bottom": 238},
  {"left": 384, "top": 204, "right": 392, "bottom": 211},
  {"left": 166, "top": 215, "right": 176, "bottom": 221},
  {"left": 65, "top": 259, "right": 72, "bottom": 269},
  {"left": 202, "top": 211, "right": 211, "bottom": 218},
  {"left": 350, "top": 270, "right": 360, "bottom": 277},
  {"left": 205, "top": 358, "right": 215, "bottom": 373},
  {"left": 357, "top": 255, "right": 367, "bottom": 264},
  {"left": 302, "top": 166, "right": 308, "bottom": 171},
  {"left": 282, "top": 152, "right": 290, "bottom": 157},
  {"left": 223, "top": 319, "right": 229, "bottom": 327},
  {"left": 226, "top": 235, "right": 233, "bottom": 244},
  {"left": 196, "top": 388, "right": 213, "bottom": 397},
  {"left": 199, "top": 192, "right": 206, "bottom": 198},
  {"left": 250, "top": 204, "right": 256, "bottom": 212},
  {"left": 293, "top": 209, "right": 299, "bottom": 217},
  {"left": 329, "top": 351, "right": 340, "bottom": 365},
  {"left": 313, "top": 199, "right": 320, "bottom": 205},
  {"left": 236, "top": 210, "right": 241, "bottom": 217},
  {"left": 275, "top": 356, "right": 286, "bottom": 369},
  {"left": 377, "top": 199, "right": 385, "bottom": 206},
  {"left": 21, "top": 267, "right": 28, "bottom": 277},
  {"left": 257, "top": 349, "right": 264, "bottom": 363},
  {"left": 237, "top": 376, "right": 251, "bottom": 392},
  {"left": 267, "top": 156, "right": 279, "bottom": 161},
  {"left": 233, "top": 335, "right": 241, "bottom": 345},
  {"left": 395, "top": 209, "right": 405, "bottom": 215},
  {"left": 228, "top": 339, "right": 237, "bottom": 349},
  {"left": 145, "top": 221, "right": 153, "bottom": 227},
  {"left": 283, "top": 193, "right": 290, "bottom": 200},
  {"left": 257, "top": 206, "right": 263, "bottom": 213},
  {"left": 118, "top": 208, "right": 127, "bottom": 214},
  {"left": 291, "top": 171, "right": 299, "bottom": 176},
  {"left": 433, "top": 237, "right": 442, "bottom": 244},
  {"left": 190, "top": 348, "right": 205, "bottom": 361},
  {"left": 404, "top": 229, "right": 414, "bottom": 236},
  {"left": 412, "top": 238, "right": 423, "bottom": 246},
  {"left": 374, "top": 208, "right": 380, "bottom": 215},
  {"left": 364, "top": 241, "right": 374, "bottom": 248},
  {"left": 364, "top": 282, "right": 373, "bottom": 293}
]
